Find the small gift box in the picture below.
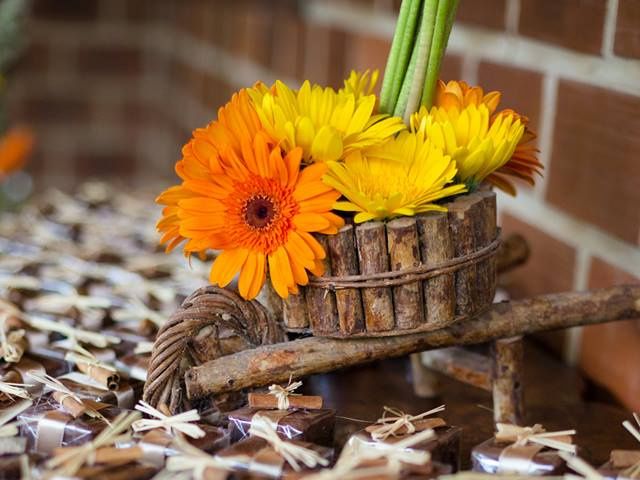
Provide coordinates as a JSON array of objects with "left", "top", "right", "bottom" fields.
[
  {"left": 130, "top": 400, "right": 230, "bottom": 467},
  {"left": 471, "top": 423, "right": 577, "bottom": 476},
  {"left": 115, "top": 352, "right": 150, "bottom": 382},
  {"left": 18, "top": 392, "right": 123, "bottom": 454},
  {"left": 58, "top": 372, "right": 143, "bottom": 409},
  {"left": 355, "top": 405, "right": 461, "bottom": 472},
  {"left": 300, "top": 429, "right": 444, "bottom": 480},
  {"left": 216, "top": 414, "right": 333, "bottom": 479},
  {"left": 228, "top": 379, "right": 334, "bottom": 446},
  {"left": 599, "top": 414, "right": 640, "bottom": 480}
]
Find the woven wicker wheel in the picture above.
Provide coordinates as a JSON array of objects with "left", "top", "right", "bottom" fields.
[{"left": 142, "top": 286, "right": 286, "bottom": 413}]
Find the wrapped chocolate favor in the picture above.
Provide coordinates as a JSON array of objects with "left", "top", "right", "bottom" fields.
[
  {"left": 300, "top": 428, "right": 443, "bottom": 480},
  {"left": 130, "top": 401, "right": 230, "bottom": 467},
  {"left": 217, "top": 414, "right": 333, "bottom": 479},
  {"left": 18, "top": 393, "right": 122, "bottom": 454},
  {"left": 471, "top": 423, "right": 577, "bottom": 475},
  {"left": 58, "top": 372, "right": 143, "bottom": 409},
  {"left": 599, "top": 414, "right": 640, "bottom": 480},
  {"left": 355, "top": 405, "right": 461, "bottom": 472},
  {"left": 229, "top": 379, "right": 334, "bottom": 446},
  {"left": 115, "top": 352, "right": 150, "bottom": 382},
  {"left": 0, "top": 354, "right": 69, "bottom": 397}
]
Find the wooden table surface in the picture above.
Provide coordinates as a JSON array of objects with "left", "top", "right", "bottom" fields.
[{"left": 301, "top": 340, "right": 636, "bottom": 469}]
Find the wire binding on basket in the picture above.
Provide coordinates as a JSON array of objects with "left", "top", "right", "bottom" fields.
[{"left": 308, "top": 236, "right": 500, "bottom": 290}]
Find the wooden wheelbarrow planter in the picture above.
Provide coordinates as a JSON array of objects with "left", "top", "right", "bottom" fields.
[{"left": 145, "top": 285, "right": 640, "bottom": 424}]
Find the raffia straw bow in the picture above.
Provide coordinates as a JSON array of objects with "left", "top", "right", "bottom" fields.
[
  {"left": 64, "top": 346, "right": 117, "bottom": 375},
  {"left": 307, "top": 428, "right": 436, "bottom": 480},
  {"left": 621, "top": 413, "right": 640, "bottom": 479},
  {"left": 268, "top": 377, "right": 303, "bottom": 410},
  {"left": 25, "top": 370, "right": 104, "bottom": 420},
  {"left": 0, "top": 421, "right": 20, "bottom": 438},
  {"left": 0, "top": 380, "right": 32, "bottom": 400},
  {"left": 249, "top": 414, "right": 330, "bottom": 472},
  {"left": 45, "top": 411, "right": 141, "bottom": 476},
  {"left": 167, "top": 436, "right": 238, "bottom": 480},
  {"left": 25, "top": 315, "right": 121, "bottom": 348},
  {"left": 0, "top": 309, "right": 26, "bottom": 363},
  {"left": 132, "top": 400, "right": 205, "bottom": 439},
  {"left": 558, "top": 451, "right": 604, "bottom": 480},
  {"left": 370, "top": 404, "right": 445, "bottom": 441},
  {"left": 495, "top": 423, "right": 577, "bottom": 453}
]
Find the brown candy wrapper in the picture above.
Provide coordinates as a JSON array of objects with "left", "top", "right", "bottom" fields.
[
  {"left": 0, "top": 453, "right": 46, "bottom": 480},
  {"left": 69, "top": 463, "right": 158, "bottom": 480},
  {"left": 0, "top": 354, "right": 70, "bottom": 401},
  {"left": 58, "top": 372, "right": 143, "bottom": 409},
  {"left": 358, "top": 422, "right": 461, "bottom": 472},
  {"left": 17, "top": 394, "right": 123, "bottom": 454},
  {"left": 471, "top": 437, "right": 568, "bottom": 476},
  {"left": 114, "top": 352, "right": 149, "bottom": 382},
  {"left": 135, "top": 425, "right": 231, "bottom": 467},
  {"left": 217, "top": 435, "right": 334, "bottom": 479},
  {"left": 598, "top": 450, "right": 640, "bottom": 480},
  {"left": 228, "top": 407, "right": 335, "bottom": 446}
]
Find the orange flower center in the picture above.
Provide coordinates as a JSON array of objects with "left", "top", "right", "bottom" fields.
[{"left": 226, "top": 175, "right": 299, "bottom": 254}]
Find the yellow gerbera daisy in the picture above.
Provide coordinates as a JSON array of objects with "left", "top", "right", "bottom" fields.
[
  {"left": 411, "top": 103, "right": 524, "bottom": 185},
  {"left": 248, "top": 76, "right": 405, "bottom": 164},
  {"left": 340, "top": 69, "right": 379, "bottom": 102},
  {"left": 323, "top": 131, "right": 466, "bottom": 223}
]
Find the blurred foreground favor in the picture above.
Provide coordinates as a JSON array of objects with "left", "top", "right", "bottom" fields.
[{"left": 471, "top": 423, "right": 577, "bottom": 475}]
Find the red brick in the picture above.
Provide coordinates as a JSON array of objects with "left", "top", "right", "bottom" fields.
[
  {"left": 499, "top": 213, "right": 576, "bottom": 299},
  {"left": 32, "top": 0, "right": 99, "bottom": 21},
  {"left": 519, "top": 0, "right": 607, "bottom": 55},
  {"left": 345, "top": 33, "right": 391, "bottom": 83},
  {"left": 270, "top": 6, "right": 305, "bottom": 81},
  {"left": 74, "top": 151, "right": 138, "bottom": 178},
  {"left": 22, "top": 96, "right": 89, "bottom": 123},
  {"left": 499, "top": 213, "right": 576, "bottom": 356},
  {"left": 15, "top": 42, "right": 49, "bottom": 73},
  {"left": 477, "top": 61, "right": 543, "bottom": 131},
  {"left": 457, "top": 0, "right": 507, "bottom": 30},
  {"left": 439, "top": 54, "right": 462, "bottom": 82},
  {"left": 302, "top": 23, "right": 348, "bottom": 88},
  {"left": 614, "top": 0, "right": 640, "bottom": 59},
  {"left": 77, "top": 45, "right": 143, "bottom": 77},
  {"left": 546, "top": 80, "right": 640, "bottom": 245},
  {"left": 580, "top": 258, "right": 640, "bottom": 411}
]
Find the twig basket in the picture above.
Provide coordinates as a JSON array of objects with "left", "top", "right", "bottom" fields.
[{"left": 281, "top": 191, "right": 499, "bottom": 338}]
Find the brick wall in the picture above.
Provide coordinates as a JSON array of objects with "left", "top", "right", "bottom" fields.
[{"left": 8, "top": 0, "right": 640, "bottom": 409}]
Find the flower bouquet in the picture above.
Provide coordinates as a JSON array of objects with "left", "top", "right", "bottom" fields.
[{"left": 157, "top": 0, "right": 542, "bottom": 337}]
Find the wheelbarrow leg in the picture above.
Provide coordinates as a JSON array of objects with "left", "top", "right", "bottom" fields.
[
  {"left": 491, "top": 336, "right": 524, "bottom": 425},
  {"left": 410, "top": 352, "right": 440, "bottom": 398}
]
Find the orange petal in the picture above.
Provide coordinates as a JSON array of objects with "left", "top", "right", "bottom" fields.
[
  {"left": 209, "top": 248, "right": 249, "bottom": 287},
  {"left": 268, "top": 246, "right": 294, "bottom": 298},
  {"left": 238, "top": 251, "right": 266, "bottom": 300},
  {"left": 293, "top": 213, "right": 331, "bottom": 232},
  {"left": 297, "top": 231, "right": 326, "bottom": 260}
]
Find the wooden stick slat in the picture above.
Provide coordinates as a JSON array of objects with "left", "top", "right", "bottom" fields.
[
  {"left": 306, "top": 235, "right": 338, "bottom": 335},
  {"left": 355, "top": 221, "right": 394, "bottom": 332},
  {"left": 327, "top": 225, "right": 364, "bottom": 334},
  {"left": 448, "top": 195, "right": 483, "bottom": 317},
  {"left": 417, "top": 212, "right": 455, "bottom": 327},
  {"left": 387, "top": 217, "right": 424, "bottom": 329},
  {"left": 491, "top": 336, "right": 524, "bottom": 425},
  {"left": 283, "top": 292, "right": 309, "bottom": 330},
  {"left": 185, "top": 285, "right": 640, "bottom": 397},
  {"left": 475, "top": 191, "right": 497, "bottom": 307}
]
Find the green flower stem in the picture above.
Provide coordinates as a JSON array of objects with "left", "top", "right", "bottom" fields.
[
  {"left": 379, "top": 0, "right": 421, "bottom": 115},
  {"left": 420, "top": 0, "right": 459, "bottom": 109},
  {"left": 392, "top": 24, "right": 419, "bottom": 119},
  {"left": 402, "top": 0, "right": 438, "bottom": 123}
]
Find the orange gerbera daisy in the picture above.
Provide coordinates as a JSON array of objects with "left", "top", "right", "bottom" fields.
[
  {"left": 177, "top": 133, "right": 344, "bottom": 299},
  {"left": 434, "top": 80, "right": 543, "bottom": 194},
  {"left": 157, "top": 87, "right": 344, "bottom": 300},
  {"left": 0, "top": 127, "right": 33, "bottom": 178}
]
